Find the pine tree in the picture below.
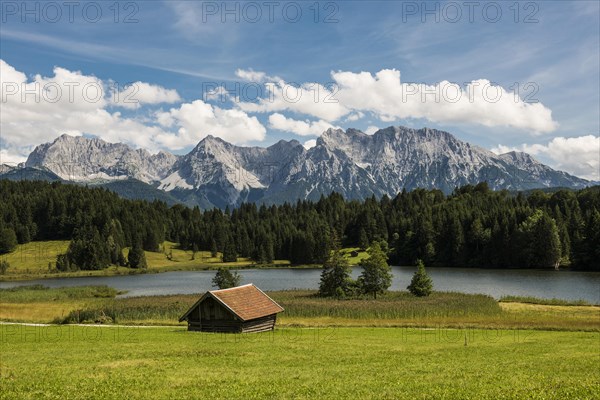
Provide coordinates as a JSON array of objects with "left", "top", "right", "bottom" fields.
[
  {"left": 128, "top": 242, "right": 147, "bottom": 269},
  {"left": 358, "top": 228, "right": 369, "bottom": 250},
  {"left": 521, "top": 210, "right": 561, "bottom": 268},
  {"left": 222, "top": 237, "right": 238, "bottom": 262},
  {"left": 0, "top": 228, "right": 17, "bottom": 255},
  {"left": 407, "top": 259, "right": 433, "bottom": 296},
  {"left": 319, "top": 232, "right": 352, "bottom": 297},
  {"left": 359, "top": 241, "right": 392, "bottom": 299},
  {"left": 210, "top": 239, "right": 218, "bottom": 258},
  {"left": 66, "top": 224, "right": 111, "bottom": 270}
]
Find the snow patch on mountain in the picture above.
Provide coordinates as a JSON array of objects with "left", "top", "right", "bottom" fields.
[{"left": 17, "top": 127, "right": 591, "bottom": 208}]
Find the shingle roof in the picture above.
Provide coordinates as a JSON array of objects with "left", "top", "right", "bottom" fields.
[{"left": 179, "top": 284, "right": 284, "bottom": 322}]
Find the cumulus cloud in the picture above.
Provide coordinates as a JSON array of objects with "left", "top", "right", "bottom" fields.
[
  {"left": 268, "top": 113, "right": 338, "bottom": 136},
  {"left": 112, "top": 81, "right": 181, "bottom": 109},
  {"left": 234, "top": 67, "right": 558, "bottom": 134},
  {"left": 1, "top": 59, "right": 117, "bottom": 147},
  {"left": 154, "top": 100, "right": 266, "bottom": 149},
  {"left": 203, "top": 85, "right": 231, "bottom": 102},
  {"left": 0, "top": 60, "right": 266, "bottom": 155},
  {"left": 303, "top": 139, "right": 317, "bottom": 149},
  {"left": 0, "top": 59, "right": 170, "bottom": 150},
  {"left": 0, "top": 147, "right": 27, "bottom": 165},
  {"left": 331, "top": 69, "right": 558, "bottom": 133},
  {"left": 235, "top": 69, "right": 267, "bottom": 83},
  {"left": 345, "top": 112, "right": 364, "bottom": 122},
  {"left": 365, "top": 126, "right": 379, "bottom": 135},
  {"left": 492, "top": 135, "right": 600, "bottom": 180},
  {"left": 237, "top": 79, "right": 349, "bottom": 122}
]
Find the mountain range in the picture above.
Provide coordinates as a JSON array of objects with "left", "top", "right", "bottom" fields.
[{"left": 1, "top": 126, "right": 591, "bottom": 208}]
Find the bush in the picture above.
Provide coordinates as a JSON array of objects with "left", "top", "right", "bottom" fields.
[
  {"left": 56, "top": 254, "right": 77, "bottom": 272},
  {"left": 407, "top": 259, "right": 433, "bottom": 297},
  {"left": 0, "top": 259, "right": 10, "bottom": 274},
  {"left": 0, "top": 228, "right": 17, "bottom": 254}
]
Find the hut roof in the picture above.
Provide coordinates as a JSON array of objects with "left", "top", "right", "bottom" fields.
[{"left": 179, "top": 284, "right": 284, "bottom": 322}]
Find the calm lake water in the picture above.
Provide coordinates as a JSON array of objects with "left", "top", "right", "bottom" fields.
[{"left": 1, "top": 267, "right": 599, "bottom": 304}]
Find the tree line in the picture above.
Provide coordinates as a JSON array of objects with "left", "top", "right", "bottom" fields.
[{"left": 0, "top": 180, "right": 598, "bottom": 271}]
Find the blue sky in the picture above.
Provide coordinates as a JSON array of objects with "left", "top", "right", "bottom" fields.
[{"left": 1, "top": 1, "right": 599, "bottom": 179}]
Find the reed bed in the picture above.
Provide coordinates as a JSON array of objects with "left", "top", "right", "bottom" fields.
[
  {"left": 57, "top": 290, "right": 502, "bottom": 324},
  {"left": 0, "top": 285, "right": 120, "bottom": 302},
  {"left": 500, "top": 295, "right": 594, "bottom": 306}
]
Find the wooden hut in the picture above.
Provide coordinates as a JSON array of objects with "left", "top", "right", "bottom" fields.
[{"left": 179, "top": 284, "right": 284, "bottom": 333}]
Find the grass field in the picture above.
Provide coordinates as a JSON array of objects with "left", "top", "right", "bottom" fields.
[
  {"left": 1, "top": 286, "right": 598, "bottom": 398},
  {"left": 1, "top": 286, "right": 598, "bottom": 331},
  {"left": 0, "top": 241, "right": 70, "bottom": 275},
  {"left": 1, "top": 325, "right": 598, "bottom": 399},
  {"left": 0, "top": 241, "right": 300, "bottom": 280}
]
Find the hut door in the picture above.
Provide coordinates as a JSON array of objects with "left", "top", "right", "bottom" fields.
[{"left": 209, "top": 300, "right": 215, "bottom": 320}]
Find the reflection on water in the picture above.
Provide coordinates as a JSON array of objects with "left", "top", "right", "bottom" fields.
[{"left": 1, "top": 267, "right": 599, "bottom": 303}]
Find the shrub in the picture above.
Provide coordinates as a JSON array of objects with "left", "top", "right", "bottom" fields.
[
  {"left": 56, "top": 254, "right": 77, "bottom": 272},
  {"left": 0, "top": 259, "right": 10, "bottom": 274}
]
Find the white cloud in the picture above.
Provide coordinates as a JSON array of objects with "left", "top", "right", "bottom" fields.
[
  {"left": 492, "top": 135, "right": 600, "bottom": 180},
  {"left": 303, "top": 139, "right": 317, "bottom": 149},
  {"left": 331, "top": 69, "right": 558, "bottom": 133},
  {"left": 0, "top": 60, "right": 266, "bottom": 155},
  {"left": 0, "top": 59, "right": 173, "bottom": 151},
  {"left": 235, "top": 67, "right": 558, "bottom": 133},
  {"left": 235, "top": 69, "right": 267, "bottom": 83},
  {"left": 112, "top": 81, "right": 181, "bottom": 109},
  {"left": 345, "top": 112, "right": 364, "bottom": 122},
  {"left": 235, "top": 68, "right": 283, "bottom": 84},
  {"left": 203, "top": 85, "right": 230, "bottom": 102},
  {"left": 365, "top": 126, "right": 379, "bottom": 135},
  {"left": 237, "top": 79, "right": 349, "bottom": 122},
  {"left": 0, "top": 148, "right": 27, "bottom": 165},
  {"left": 155, "top": 100, "right": 266, "bottom": 149},
  {"left": 268, "top": 113, "right": 339, "bottom": 137},
  {"left": 1, "top": 59, "right": 109, "bottom": 147}
]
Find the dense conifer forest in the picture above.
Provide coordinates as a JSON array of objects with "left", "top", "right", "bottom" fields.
[{"left": 0, "top": 180, "right": 598, "bottom": 271}]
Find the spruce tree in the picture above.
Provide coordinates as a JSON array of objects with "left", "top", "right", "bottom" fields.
[
  {"left": 359, "top": 241, "right": 392, "bottom": 299},
  {"left": 531, "top": 213, "right": 562, "bottom": 269},
  {"left": 319, "top": 232, "right": 351, "bottom": 297},
  {"left": 407, "top": 259, "right": 433, "bottom": 296},
  {"left": 222, "top": 237, "right": 238, "bottom": 262},
  {"left": 128, "top": 242, "right": 147, "bottom": 269}
]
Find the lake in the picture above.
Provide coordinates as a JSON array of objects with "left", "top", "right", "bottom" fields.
[{"left": 1, "top": 267, "right": 599, "bottom": 304}]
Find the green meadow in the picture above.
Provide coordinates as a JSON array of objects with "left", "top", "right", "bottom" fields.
[
  {"left": 0, "top": 286, "right": 598, "bottom": 398},
  {"left": 1, "top": 325, "right": 598, "bottom": 399},
  {"left": 0, "top": 241, "right": 322, "bottom": 281},
  {"left": 1, "top": 286, "right": 598, "bottom": 331}
]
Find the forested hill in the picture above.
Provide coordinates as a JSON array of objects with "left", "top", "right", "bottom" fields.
[{"left": 0, "top": 180, "right": 598, "bottom": 271}]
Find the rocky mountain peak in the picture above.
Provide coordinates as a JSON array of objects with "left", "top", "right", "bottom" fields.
[{"left": 13, "top": 126, "right": 591, "bottom": 208}]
